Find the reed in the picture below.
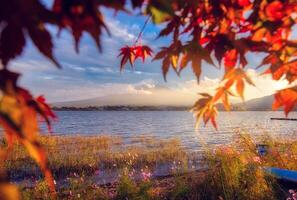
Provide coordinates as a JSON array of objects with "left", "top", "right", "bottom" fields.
[
  {"left": 6, "top": 132, "right": 297, "bottom": 199},
  {"left": 3, "top": 135, "right": 188, "bottom": 180}
]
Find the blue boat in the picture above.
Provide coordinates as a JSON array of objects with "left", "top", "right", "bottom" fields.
[{"left": 265, "top": 167, "right": 297, "bottom": 183}]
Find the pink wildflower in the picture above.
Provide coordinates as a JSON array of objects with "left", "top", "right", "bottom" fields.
[
  {"left": 141, "top": 171, "right": 152, "bottom": 181},
  {"left": 253, "top": 156, "right": 261, "bottom": 163},
  {"left": 95, "top": 170, "right": 100, "bottom": 176}
]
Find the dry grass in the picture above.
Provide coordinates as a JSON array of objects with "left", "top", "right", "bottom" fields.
[
  {"left": 3, "top": 135, "right": 188, "bottom": 180},
  {"left": 192, "top": 133, "right": 297, "bottom": 200},
  {"left": 5, "top": 132, "right": 297, "bottom": 199}
]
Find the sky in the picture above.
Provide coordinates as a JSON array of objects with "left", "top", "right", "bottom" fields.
[{"left": 7, "top": 1, "right": 290, "bottom": 105}]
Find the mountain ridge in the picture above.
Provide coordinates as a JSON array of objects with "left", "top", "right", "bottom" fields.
[{"left": 52, "top": 94, "right": 296, "bottom": 111}]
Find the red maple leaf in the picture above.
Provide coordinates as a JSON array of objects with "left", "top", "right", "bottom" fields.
[
  {"left": 265, "top": 1, "right": 284, "bottom": 21},
  {"left": 118, "top": 45, "right": 153, "bottom": 71},
  {"left": 273, "top": 86, "right": 297, "bottom": 116},
  {"left": 134, "top": 45, "right": 153, "bottom": 62}
]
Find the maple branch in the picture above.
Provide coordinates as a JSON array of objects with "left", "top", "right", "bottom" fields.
[{"left": 134, "top": 16, "right": 151, "bottom": 45}]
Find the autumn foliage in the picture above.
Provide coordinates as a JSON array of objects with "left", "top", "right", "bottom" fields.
[
  {"left": 1, "top": 0, "right": 297, "bottom": 198},
  {"left": 118, "top": 0, "right": 297, "bottom": 129}
]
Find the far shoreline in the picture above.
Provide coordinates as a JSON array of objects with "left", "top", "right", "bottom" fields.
[{"left": 51, "top": 106, "right": 290, "bottom": 112}]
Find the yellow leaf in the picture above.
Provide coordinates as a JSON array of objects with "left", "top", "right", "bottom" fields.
[
  {"left": 0, "top": 183, "right": 20, "bottom": 200},
  {"left": 252, "top": 28, "right": 267, "bottom": 42},
  {"left": 148, "top": 6, "right": 171, "bottom": 24},
  {"left": 170, "top": 55, "right": 178, "bottom": 69}
]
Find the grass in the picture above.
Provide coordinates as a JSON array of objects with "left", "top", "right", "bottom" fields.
[
  {"left": 2, "top": 135, "right": 189, "bottom": 180},
  {"left": 4, "top": 132, "right": 297, "bottom": 199}
]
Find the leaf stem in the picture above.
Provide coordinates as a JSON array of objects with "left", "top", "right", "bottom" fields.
[{"left": 134, "top": 16, "right": 151, "bottom": 45}]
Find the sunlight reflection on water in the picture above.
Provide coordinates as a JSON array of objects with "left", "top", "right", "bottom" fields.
[{"left": 42, "top": 111, "right": 297, "bottom": 152}]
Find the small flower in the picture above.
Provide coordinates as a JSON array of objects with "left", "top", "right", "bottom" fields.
[
  {"left": 253, "top": 156, "right": 261, "bottom": 163},
  {"left": 141, "top": 171, "right": 152, "bottom": 181},
  {"left": 95, "top": 170, "right": 100, "bottom": 175}
]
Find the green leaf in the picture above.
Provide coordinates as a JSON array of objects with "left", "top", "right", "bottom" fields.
[{"left": 148, "top": 6, "right": 171, "bottom": 24}]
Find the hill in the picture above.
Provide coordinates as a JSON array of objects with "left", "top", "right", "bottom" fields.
[{"left": 51, "top": 94, "right": 296, "bottom": 111}]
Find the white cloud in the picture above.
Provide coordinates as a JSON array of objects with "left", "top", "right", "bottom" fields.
[
  {"left": 179, "top": 69, "right": 289, "bottom": 102},
  {"left": 243, "top": 69, "right": 289, "bottom": 100},
  {"left": 63, "top": 63, "right": 86, "bottom": 71},
  {"left": 105, "top": 18, "right": 139, "bottom": 43},
  {"left": 10, "top": 59, "right": 55, "bottom": 73},
  {"left": 29, "top": 79, "right": 156, "bottom": 102}
]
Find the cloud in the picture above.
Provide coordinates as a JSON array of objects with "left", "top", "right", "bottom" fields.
[
  {"left": 8, "top": 9, "right": 292, "bottom": 107},
  {"left": 105, "top": 18, "right": 139, "bottom": 42},
  {"left": 10, "top": 59, "right": 56, "bottom": 73},
  {"left": 243, "top": 69, "right": 289, "bottom": 100},
  {"left": 18, "top": 65, "right": 290, "bottom": 106},
  {"left": 27, "top": 78, "right": 157, "bottom": 102},
  {"left": 181, "top": 69, "right": 289, "bottom": 102}
]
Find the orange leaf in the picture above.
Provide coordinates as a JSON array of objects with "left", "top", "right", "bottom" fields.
[
  {"left": 191, "top": 94, "right": 218, "bottom": 130},
  {"left": 273, "top": 86, "right": 297, "bottom": 116},
  {"left": 223, "top": 68, "right": 254, "bottom": 100},
  {"left": 0, "top": 183, "right": 20, "bottom": 200},
  {"left": 236, "top": 79, "right": 245, "bottom": 100}
]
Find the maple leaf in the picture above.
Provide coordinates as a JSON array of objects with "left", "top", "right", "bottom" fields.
[
  {"left": 0, "top": 69, "right": 55, "bottom": 194},
  {"left": 118, "top": 46, "right": 136, "bottom": 71},
  {"left": 153, "top": 41, "right": 182, "bottom": 81},
  {"left": 191, "top": 93, "right": 218, "bottom": 130},
  {"left": 0, "top": 183, "right": 20, "bottom": 200},
  {"left": 146, "top": 0, "right": 174, "bottom": 24},
  {"left": 257, "top": 53, "right": 281, "bottom": 69},
  {"left": 27, "top": 24, "right": 61, "bottom": 68},
  {"left": 118, "top": 45, "right": 153, "bottom": 71},
  {"left": 259, "top": 55, "right": 297, "bottom": 83},
  {"left": 134, "top": 45, "right": 153, "bottom": 62},
  {"left": 35, "top": 95, "right": 57, "bottom": 133},
  {"left": 180, "top": 41, "right": 214, "bottom": 82},
  {"left": 53, "top": 0, "right": 109, "bottom": 52},
  {"left": 273, "top": 86, "right": 297, "bottom": 116},
  {"left": 265, "top": 1, "right": 284, "bottom": 21},
  {"left": 0, "top": 24, "right": 25, "bottom": 66},
  {"left": 99, "top": 0, "right": 126, "bottom": 10},
  {"left": 158, "top": 16, "right": 181, "bottom": 41},
  {"left": 238, "top": 0, "right": 251, "bottom": 7},
  {"left": 205, "top": 34, "right": 234, "bottom": 65},
  {"left": 213, "top": 87, "right": 234, "bottom": 111},
  {"left": 130, "top": 0, "right": 145, "bottom": 8},
  {"left": 267, "top": 60, "right": 297, "bottom": 83},
  {"left": 223, "top": 68, "right": 255, "bottom": 100},
  {"left": 0, "top": 0, "right": 59, "bottom": 67},
  {"left": 223, "top": 49, "right": 238, "bottom": 73}
]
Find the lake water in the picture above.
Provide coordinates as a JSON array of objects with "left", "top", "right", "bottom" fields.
[{"left": 42, "top": 111, "right": 297, "bottom": 152}]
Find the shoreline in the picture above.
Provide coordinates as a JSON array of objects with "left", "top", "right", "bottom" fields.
[
  {"left": 16, "top": 133, "right": 297, "bottom": 199},
  {"left": 4, "top": 135, "right": 201, "bottom": 183}
]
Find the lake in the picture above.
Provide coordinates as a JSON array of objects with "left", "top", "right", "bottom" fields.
[{"left": 43, "top": 111, "right": 297, "bottom": 152}]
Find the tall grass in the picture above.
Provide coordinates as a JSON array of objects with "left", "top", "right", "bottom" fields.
[
  {"left": 5, "top": 132, "right": 297, "bottom": 199},
  {"left": 2, "top": 135, "right": 188, "bottom": 180}
]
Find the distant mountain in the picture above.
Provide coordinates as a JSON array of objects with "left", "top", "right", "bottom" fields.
[
  {"left": 52, "top": 92, "right": 195, "bottom": 108},
  {"left": 53, "top": 105, "right": 189, "bottom": 111},
  {"left": 232, "top": 95, "right": 275, "bottom": 111},
  {"left": 52, "top": 94, "right": 296, "bottom": 111}
]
